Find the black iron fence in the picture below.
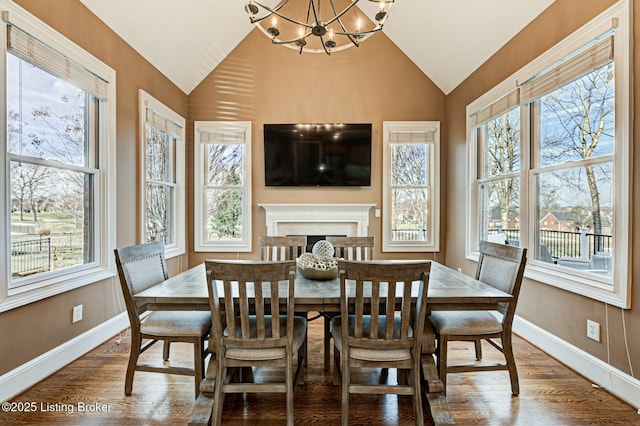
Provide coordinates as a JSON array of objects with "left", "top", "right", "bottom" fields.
[
  {"left": 11, "top": 237, "right": 51, "bottom": 276},
  {"left": 488, "top": 228, "right": 612, "bottom": 260}
]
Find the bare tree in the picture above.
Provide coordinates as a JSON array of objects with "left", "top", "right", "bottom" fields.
[
  {"left": 486, "top": 109, "right": 520, "bottom": 229},
  {"left": 541, "top": 63, "right": 614, "bottom": 248}
]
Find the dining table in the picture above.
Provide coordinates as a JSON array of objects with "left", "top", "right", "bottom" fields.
[{"left": 134, "top": 259, "right": 512, "bottom": 425}]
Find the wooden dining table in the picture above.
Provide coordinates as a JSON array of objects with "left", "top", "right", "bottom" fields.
[
  {"left": 134, "top": 260, "right": 512, "bottom": 313},
  {"left": 134, "top": 259, "right": 511, "bottom": 426}
]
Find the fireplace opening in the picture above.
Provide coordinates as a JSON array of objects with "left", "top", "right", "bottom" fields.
[{"left": 288, "top": 234, "right": 347, "bottom": 254}]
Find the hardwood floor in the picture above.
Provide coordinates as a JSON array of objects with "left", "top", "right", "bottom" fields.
[{"left": 2, "top": 315, "right": 637, "bottom": 425}]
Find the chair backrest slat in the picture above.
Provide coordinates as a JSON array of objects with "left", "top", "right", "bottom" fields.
[
  {"left": 338, "top": 260, "right": 431, "bottom": 351},
  {"left": 327, "top": 236, "right": 374, "bottom": 261},
  {"left": 206, "top": 260, "right": 296, "bottom": 350},
  {"left": 259, "top": 236, "right": 306, "bottom": 261}
]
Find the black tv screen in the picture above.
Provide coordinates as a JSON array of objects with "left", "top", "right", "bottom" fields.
[{"left": 264, "top": 123, "right": 372, "bottom": 186}]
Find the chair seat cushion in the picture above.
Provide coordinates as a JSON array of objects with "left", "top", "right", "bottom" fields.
[
  {"left": 141, "top": 311, "right": 211, "bottom": 337},
  {"left": 429, "top": 311, "right": 503, "bottom": 335},
  {"left": 224, "top": 316, "right": 307, "bottom": 361},
  {"left": 331, "top": 315, "right": 412, "bottom": 362}
]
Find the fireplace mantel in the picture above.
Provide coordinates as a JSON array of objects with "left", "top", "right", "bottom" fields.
[{"left": 259, "top": 204, "right": 375, "bottom": 237}]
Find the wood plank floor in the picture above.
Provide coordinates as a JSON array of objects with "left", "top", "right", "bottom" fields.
[{"left": 2, "top": 315, "right": 638, "bottom": 425}]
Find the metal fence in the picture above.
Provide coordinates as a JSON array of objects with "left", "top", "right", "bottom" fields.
[
  {"left": 392, "top": 228, "right": 427, "bottom": 241},
  {"left": 488, "top": 228, "right": 612, "bottom": 260},
  {"left": 11, "top": 237, "right": 51, "bottom": 276}
]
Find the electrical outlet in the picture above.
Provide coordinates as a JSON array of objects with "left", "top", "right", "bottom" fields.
[
  {"left": 72, "top": 304, "right": 83, "bottom": 323},
  {"left": 587, "top": 319, "right": 600, "bottom": 342}
]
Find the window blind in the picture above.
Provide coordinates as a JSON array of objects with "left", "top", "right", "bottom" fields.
[
  {"left": 7, "top": 24, "right": 108, "bottom": 99},
  {"left": 388, "top": 129, "right": 436, "bottom": 143},
  {"left": 199, "top": 130, "right": 246, "bottom": 144},
  {"left": 520, "top": 35, "right": 613, "bottom": 103},
  {"left": 469, "top": 90, "right": 520, "bottom": 128},
  {"left": 146, "top": 109, "right": 182, "bottom": 139}
]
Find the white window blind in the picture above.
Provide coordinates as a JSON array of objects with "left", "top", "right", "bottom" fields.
[
  {"left": 146, "top": 109, "right": 182, "bottom": 139},
  {"left": 198, "top": 129, "right": 247, "bottom": 144},
  {"left": 520, "top": 35, "right": 613, "bottom": 103},
  {"left": 6, "top": 24, "right": 108, "bottom": 99},
  {"left": 388, "top": 129, "right": 436, "bottom": 143},
  {"left": 469, "top": 90, "right": 520, "bottom": 127}
]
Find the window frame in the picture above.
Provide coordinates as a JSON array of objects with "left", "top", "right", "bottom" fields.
[
  {"left": 466, "top": 0, "right": 631, "bottom": 308},
  {"left": 0, "top": 0, "right": 117, "bottom": 312},
  {"left": 138, "top": 90, "right": 185, "bottom": 259},
  {"left": 382, "top": 121, "right": 440, "bottom": 252},
  {"left": 193, "top": 121, "right": 252, "bottom": 252}
]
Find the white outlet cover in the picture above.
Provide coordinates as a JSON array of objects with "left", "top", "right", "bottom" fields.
[
  {"left": 72, "top": 305, "right": 83, "bottom": 323},
  {"left": 587, "top": 319, "right": 600, "bottom": 342}
]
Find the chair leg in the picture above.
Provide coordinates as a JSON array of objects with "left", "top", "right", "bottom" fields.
[
  {"left": 163, "top": 340, "right": 171, "bottom": 361},
  {"left": 212, "top": 363, "right": 226, "bottom": 426},
  {"left": 125, "top": 334, "right": 142, "bottom": 395},
  {"left": 193, "top": 337, "right": 204, "bottom": 396},
  {"left": 340, "top": 356, "right": 349, "bottom": 426},
  {"left": 411, "top": 359, "right": 424, "bottom": 426},
  {"left": 437, "top": 335, "right": 448, "bottom": 395},
  {"left": 333, "top": 344, "right": 341, "bottom": 386},
  {"left": 503, "top": 333, "right": 519, "bottom": 396},
  {"left": 324, "top": 315, "right": 331, "bottom": 371},
  {"left": 474, "top": 339, "right": 483, "bottom": 361},
  {"left": 286, "top": 355, "right": 295, "bottom": 426}
]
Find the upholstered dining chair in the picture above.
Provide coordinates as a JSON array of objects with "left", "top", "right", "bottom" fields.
[
  {"left": 321, "top": 236, "right": 375, "bottom": 370},
  {"left": 206, "top": 260, "right": 307, "bottom": 426},
  {"left": 114, "top": 241, "right": 211, "bottom": 396},
  {"left": 429, "top": 240, "right": 527, "bottom": 395},
  {"left": 332, "top": 260, "right": 431, "bottom": 426},
  {"left": 259, "top": 235, "right": 306, "bottom": 261}
]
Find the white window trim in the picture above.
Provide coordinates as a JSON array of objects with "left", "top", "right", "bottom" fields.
[
  {"left": 466, "top": 0, "right": 632, "bottom": 308},
  {"left": 0, "top": 0, "right": 117, "bottom": 313},
  {"left": 194, "top": 121, "right": 252, "bottom": 252},
  {"left": 382, "top": 121, "right": 440, "bottom": 252},
  {"left": 138, "top": 90, "right": 185, "bottom": 259}
]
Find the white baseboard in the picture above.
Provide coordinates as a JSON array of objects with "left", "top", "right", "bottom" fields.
[
  {"left": 0, "top": 312, "right": 129, "bottom": 402},
  {"left": 513, "top": 315, "right": 640, "bottom": 410}
]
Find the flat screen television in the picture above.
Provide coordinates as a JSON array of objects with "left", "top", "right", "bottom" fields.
[{"left": 264, "top": 123, "right": 372, "bottom": 186}]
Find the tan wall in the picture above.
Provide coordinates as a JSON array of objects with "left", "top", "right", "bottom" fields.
[
  {"left": 188, "top": 29, "right": 446, "bottom": 265},
  {"left": 0, "top": 0, "right": 188, "bottom": 375},
  {"left": 445, "top": 0, "right": 639, "bottom": 375}
]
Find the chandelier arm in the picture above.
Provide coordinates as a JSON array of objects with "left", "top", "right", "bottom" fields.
[
  {"left": 335, "top": 26, "right": 383, "bottom": 37},
  {"left": 328, "top": 0, "right": 359, "bottom": 48},
  {"left": 323, "top": 0, "right": 361, "bottom": 27},
  {"left": 320, "top": 35, "right": 332, "bottom": 55},
  {"left": 271, "top": 32, "right": 312, "bottom": 45},
  {"left": 250, "top": 0, "right": 313, "bottom": 28}
]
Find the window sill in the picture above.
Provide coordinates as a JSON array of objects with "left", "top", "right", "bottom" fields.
[{"left": 1, "top": 267, "right": 115, "bottom": 313}]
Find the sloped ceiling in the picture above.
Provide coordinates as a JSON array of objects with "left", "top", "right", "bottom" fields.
[{"left": 79, "top": 0, "right": 554, "bottom": 95}]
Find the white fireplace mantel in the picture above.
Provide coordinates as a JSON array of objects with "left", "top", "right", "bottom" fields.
[{"left": 259, "top": 204, "right": 375, "bottom": 237}]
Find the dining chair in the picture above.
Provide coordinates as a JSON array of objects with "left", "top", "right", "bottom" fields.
[
  {"left": 322, "top": 236, "right": 375, "bottom": 370},
  {"left": 206, "top": 260, "right": 307, "bottom": 426},
  {"left": 259, "top": 235, "right": 307, "bottom": 261},
  {"left": 326, "top": 236, "right": 374, "bottom": 261},
  {"left": 114, "top": 241, "right": 211, "bottom": 396},
  {"left": 429, "top": 240, "right": 527, "bottom": 395},
  {"left": 332, "top": 260, "right": 431, "bottom": 426}
]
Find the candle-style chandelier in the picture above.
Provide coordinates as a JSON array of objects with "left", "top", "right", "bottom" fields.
[{"left": 244, "top": 0, "right": 395, "bottom": 55}]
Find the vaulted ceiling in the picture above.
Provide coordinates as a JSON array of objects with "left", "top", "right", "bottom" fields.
[{"left": 79, "top": 0, "right": 555, "bottom": 95}]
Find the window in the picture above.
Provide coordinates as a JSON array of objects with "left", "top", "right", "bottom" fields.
[
  {"left": 382, "top": 121, "right": 440, "bottom": 252},
  {"left": 1, "top": 3, "right": 116, "bottom": 311},
  {"left": 194, "top": 121, "right": 252, "bottom": 252},
  {"left": 466, "top": 1, "right": 631, "bottom": 307},
  {"left": 139, "top": 90, "right": 185, "bottom": 259}
]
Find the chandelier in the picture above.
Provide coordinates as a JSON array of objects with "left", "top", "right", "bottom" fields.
[{"left": 244, "top": 0, "right": 395, "bottom": 55}]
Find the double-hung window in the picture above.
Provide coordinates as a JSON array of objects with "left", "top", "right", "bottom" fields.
[
  {"left": 1, "top": 3, "right": 116, "bottom": 311},
  {"left": 194, "top": 121, "right": 252, "bottom": 252},
  {"left": 466, "top": 1, "right": 631, "bottom": 307},
  {"left": 139, "top": 90, "right": 185, "bottom": 258},
  {"left": 382, "top": 121, "right": 440, "bottom": 252}
]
